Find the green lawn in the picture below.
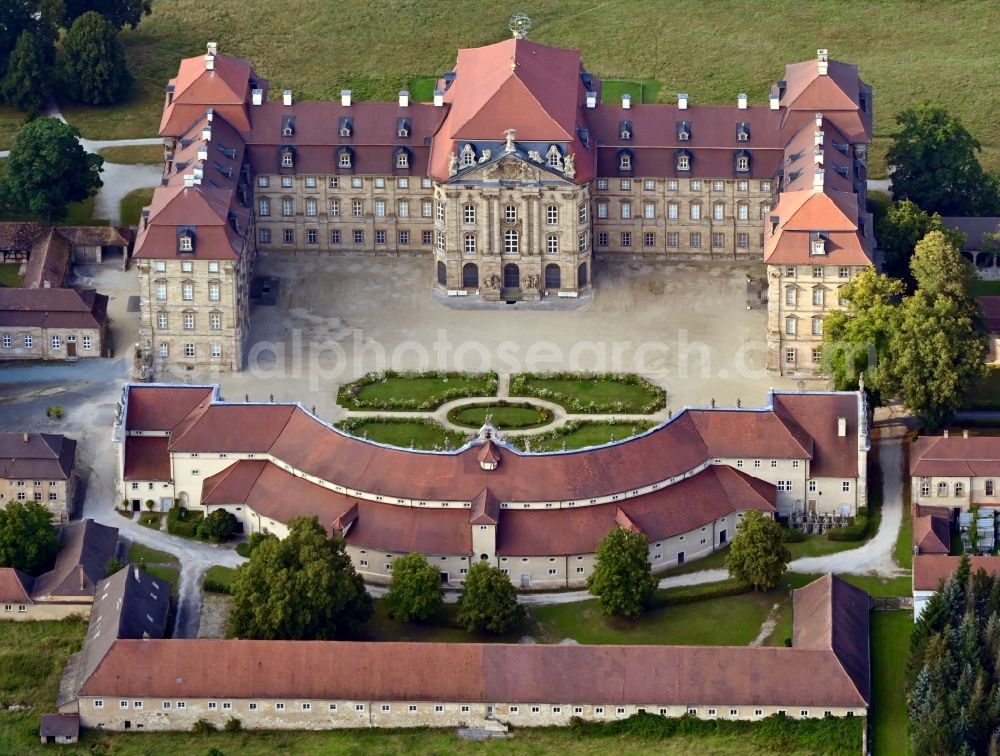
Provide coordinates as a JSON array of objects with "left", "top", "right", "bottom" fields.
[
  {"left": 336, "top": 418, "right": 470, "bottom": 450},
  {"left": 965, "top": 366, "right": 1000, "bottom": 410},
  {"left": 0, "top": 264, "right": 22, "bottom": 288},
  {"left": 408, "top": 76, "right": 438, "bottom": 102},
  {"left": 361, "top": 600, "right": 523, "bottom": 644},
  {"left": 509, "top": 420, "right": 655, "bottom": 451},
  {"left": 204, "top": 565, "right": 238, "bottom": 594},
  {"left": 119, "top": 186, "right": 156, "bottom": 227},
  {"left": 144, "top": 565, "right": 180, "bottom": 596},
  {"left": 0, "top": 1, "right": 995, "bottom": 178},
  {"left": 871, "top": 611, "right": 912, "bottom": 756},
  {"left": 601, "top": 78, "right": 662, "bottom": 105},
  {"left": 511, "top": 373, "right": 666, "bottom": 413},
  {"left": 138, "top": 511, "right": 163, "bottom": 530},
  {"left": 447, "top": 402, "right": 553, "bottom": 430},
  {"left": 98, "top": 145, "right": 164, "bottom": 164},
  {"left": 338, "top": 371, "right": 497, "bottom": 411},
  {"left": 0, "top": 195, "right": 108, "bottom": 226},
  {"left": 127, "top": 542, "right": 178, "bottom": 566},
  {"left": 972, "top": 279, "right": 1000, "bottom": 297}
]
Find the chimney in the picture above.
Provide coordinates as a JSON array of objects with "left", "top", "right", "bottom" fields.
[
  {"left": 283, "top": 89, "right": 293, "bottom": 107},
  {"left": 398, "top": 90, "right": 409, "bottom": 107},
  {"left": 621, "top": 93, "right": 631, "bottom": 110},
  {"left": 769, "top": 92, "right": 780, "bottom": 110},
  {"left": 943, "top": 429, "right": 950, "bottom": 438},
  {"left": 814, "top": 129, "right": 824, "bottom": 147},
  {"left": 837, "top": 416, "right": 847, "bottom": 437},
  {"left": 251, "top": 88, "right": 263, "bottom": 106},
  {"left": 815, "top": 112, "right": 823, "bottom": 128},
  {"left": 677, "top": 92, "right": 688, "bottom": 110},
  {"left": 43, "top": 280, "right": 50, "bottom": 288},
  {"left": 814, "top": 148, "right": 824, "bottom": 165},
  {"left": 433, "top": 89, "right": 444, "bottom": 107},
  {"left": 203, "top": 54, "right": 214, "bottom": 72},
  {"left": 737, "top": 92, "right": 748, "bottom": 110},
  {"left": 22, "top": 431, "right": 28, "bottom": 443},
  {"left": 340, "top": 89, "right": 352, "bottom": 107},
  {"left": 193, "top": 166, "right": 204, "bottom": 181},
  {"left": 813, "top": 168, "right": 824, "bottom": 192},
  {"left": 183, "top": 174, "right": 194, "bottom": 188},
  {"left": 197, "top": 143, "right": 208, "bottom": 162},
  {"left": 206, "top": 108, "right": 214, "bottom": 123},
  {"left": 201, "top": 123, "right": 211, "bottom": 141},
  {"left": 206, "top": 41, "right": 218, "bottom": 56},
  {"left": 964, "top": 429, "right": 970, "bottom": 439},
  {"left": 817, "top": 48, "right": 829, "bottom": 76},
  {"left": 586, "top": 91, "right": 597, "bottom": 108}
]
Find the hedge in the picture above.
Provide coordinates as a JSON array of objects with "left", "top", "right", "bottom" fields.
[
  {"left": 826, "top": 506, "right": 870, "bottom": 542},
  {"left": 203, "top": 579, "right": 232, "bottom": 595},
  {"left": 655, "top": 579, "right": 752, "bottom": 608},
  {"left": 167, "top": 506, "right": 203, "bottom": 538},
  {"left": 509, "top": 371, "right": 667, "bottom": 414},
  {"left": 336, "top": 370, "right": 498, "bottom": 411}
]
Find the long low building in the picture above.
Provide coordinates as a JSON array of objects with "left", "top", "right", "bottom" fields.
[
  {"left": 58, "top": 573, "right": 869, "bottom": 731},
  {"left": 115, "top": 383, "right": 870, "bottom": 588}
]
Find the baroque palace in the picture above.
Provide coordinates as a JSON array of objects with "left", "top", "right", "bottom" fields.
[
  {"left": 115, "top": 384, "right": 869, "bottom": 589},
  {"left": 136, "top": 32, "right": 874, "bottom": 377}
]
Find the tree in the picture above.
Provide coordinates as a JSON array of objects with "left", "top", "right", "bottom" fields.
[
  {"left": 1, "top": 117, "right": 102, "bottom": 223},
  {"left": 0, "top": 1, "right": 37, "bottom": 77},
  {"left": 64, "top": 0, "right": 152, "bottom": 30},
  {"left": 385, "top": 552, "right": 443, "bottom": 623},
  {"left": 724, "top": 511, "right": 790, "bottom": 591},
  {"left": 875, "top": 199, "right": 959, "bottom": 288},
  {"left": 821, "top": 268, "right": 905, "bottom": 403},
  {"left": 63, "top": 11, "right": 132, "bottom": 105},
  {"left": 0, "top": 501, "right": 60, "bottom": 574},
  {"left": 1, "top": 30, "right": 53, "bottom": 117},
  {"left": 227, "top": 516, "right": 372, "bottom": 640},
  {"left": 196, "top": 509, "right": 238, "bottom": 542},
  {"left": 105, "top": 556, "right": 125, "bottom": 576},
  {"left": 886, "top": 103, "right": 1000, "bottom": 216},
  {"left": 456, "top": 561, "right": 522, "bottom": 634},
  {"left": 887, "top": 231, "right": 986, "bottom": 428},
  {"left": 586, "top": 527, "right": 657, "bottom": 618}
]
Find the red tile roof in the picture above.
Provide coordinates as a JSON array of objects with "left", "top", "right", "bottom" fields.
[
  {"left": 76, "top": 575, "right": 869, "bottom": 709},
  {"left": 912, "top": 555, "right": 1000, "bottom": 591},
  {"left": 159, "top": 52, "right": 263, "bottom": 136},
  {"left": 470, "top": 488, "right": 499, "bottom": 525},
  {"left": 0, "top": 567, "right": 33, "bottom": 603},
  {"left": 772, "top": 393, "right": 861, "bottom": 478},
  {"left": 778, "top": 56, "right": 872, "bottom": 144},
  {"left": 168, "top": 403, "right": 296, "bottom": 453},
  {"left": 0, "top": 288, "right": 108, "bottom": 330},
  {"left": 913, "top": 514, "right": 950, "bottom": 555},
  {"left": 910, "top": 435, "right": 1000, "bottom": 477},
  {"left": 0, "top": 432, "right": 76, "bottom": 480},
  {"left": 124, "top": 386, "right": 214, "bottom": 431},
  {"left": 122, "top": 437, "right": 171, "bottom": 482},
  {"left": 21, "top": 227, "right": 70, "bottom": 289}
]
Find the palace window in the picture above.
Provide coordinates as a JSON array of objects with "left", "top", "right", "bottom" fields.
[
  {"left": 760, "top": 180, "right": 772, "bottom": 191},
  {"left": 785, "top": 286, "right": 796, "bottom": 306},
  {"left": 812, "top": 316, "right": 823, "bottom": 335},
  {"left": 579, "top": 232, "right": 588, "bottom": 253},
  {"left": 339, "top": 152, "right": 351, "bottom": 168},
  {"left": 208, "top": 283, "right": 220, "bottom": 301},
  {"left": 619, "top": 153, "right": 632, "bottom": 170},
  {"left": 737, "top": 180, "right": 749, "bottom": 191},
  {"left": 281, "top": 152, "right": 293, "bottom": 168},
  {"left": 505, "top": 205, "right": 517, "bottom": 222},
  {"left": 396, "top": 152, "right": 409, "bottom": 168},
  {"left": 374, "top": 200, "right": 385, "bottom": 218},
  {"left": 712, "top": 233, "right": 724, "bottom": 249},
  {"left": 785, "top": 317, "right": 796, "bottom": 335},
  {"left": 307, "top": 229, "right": 318, "bottom": 244},
  {"left": 184, "top": 343, "right": 195, "bottom": 358},
  {"left": 598, "top": 232, "right": 609, "bottom": 247},
  {"left": 690, "top": 203, "right": 701, "bottom": 220},
  {"left": 736, "top": 156, "right": 750, "bottom": 172},
  {"left": 464, "top": 204, "right": 475, "bottom": 224},
  {"left": 399, "top": 230, "right": 409, "bottom": 245},
  {"left": 737, "top": 203, "right": 749, "bottom": 220},
  {"left": 258, "top": 176, "right": 269, "bottom": 188},
  {"left": 353, "top": 200, "right": 363, "bottom": 217},
  {"left": 182, "top": 283, "right": 194, "bottom": 301},
  {"left": 839, "top": 266, "right": 851, "bottom": 278},
  {"left": 209, "top": 313, "right": 221, "bottom": 331},
  {"left": 677, "top": 155, "right": 690, "bottom": 171},
  {"left": 258, "top": 198, "right": 270, "bottom": 216},
  {"left": 183, "top": 313, "right": 194, "bottom": 331},
  {"left": 689, "top": 232, "right": 701, "bottom": 248},
  {"left": 621, "top": 179, "right": 631, "bottom": 190},
  {"left": 644, "top": 202, "right": 655, "bottom": 219},
  {"left": 283, "top": 228, "right": 294, "bottom": 244},
  {"left": 398, "top": 200, "right": 409, "bottom": 218},
  {"left": 988, "top": 480, "right": 996, "bottom": 496},
  {"left": 281, "top": 199, "right": 293, "bottom": 216},
  {"left": 621, "top": 232, "right": 631, "bottom": 247},
  {"left": 504, "top": 230, "right": 519, "bottom": 254},
  {"left": 547, "top": 235, "right": 558, "bottom": 255},
  {"left": 955, "top": 482, "right": 964, "bottom": 496},
  {"left": 306, "top": 198, "right": 317, "bottom": 216},
  {"left": 547, "top": 205, "right": 558, "bottom": 225},
  {"left": 737, "top": 232, "right": 749, "bottom": 248},
  {"left": 713, "top": 202, "right": 725, "bottom": 220},
  {"left": 667, "top": 232, "right": 679, "bottom": 248},
  {"left": 460, "top": 144, "right": 475, "bottom": 168},
  {"left": 597, "top": 201, "right": 608, "bottom": 219},
  {"left": 597, "top": 178, "right": 608, "bottom": 190},
  {"left": 644, "top": 232, "right": 656, "bottom": 248},
  {"left": 621, "top": 201, "right": 631, "bottom": 219},
  {"left": 464, "top": 234, "right": 477, "bottom": 255},
  {"left": 785, "top": 348, "right": 796, "bottom": 364},
  {"left": 813, "top": 287, "right": 825, "bottom": 307},
  {"left": 354, "top": 230, "right": 364, "bottom": 244},
  {"left": 812, "top": 347, "right": 822, "bottom": 363},
  {"left": 330, "top": 229, "right": 341, "bottom": 244}
]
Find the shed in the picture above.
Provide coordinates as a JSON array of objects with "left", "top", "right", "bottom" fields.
[{"left": 39, "top": 713, "right": 79, "bottom": 744}]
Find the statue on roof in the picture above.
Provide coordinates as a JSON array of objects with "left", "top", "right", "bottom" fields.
[
  {"left": 504, "top": 128, "right": 517, "bottom": 153},
  {"left": 448, "top": 151, "right": 458, "bottom": 176},
  {"left": 563, "top": 153, "right": 575, "bottom": 178}
]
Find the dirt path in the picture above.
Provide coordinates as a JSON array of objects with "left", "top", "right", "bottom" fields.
[{"left": 749, "top": 603, "right": 781, "bottom": 647}]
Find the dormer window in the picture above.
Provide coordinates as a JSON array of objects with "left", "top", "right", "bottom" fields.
[
  {"left": 736, "top": 155, "right": 750, "bottom": 172},
  {"left": 280, "top": 149, "right": 294, "bottom": 168},
  {"left": 618, "top": 150, "right": 633, "bottom": 171},
  {"left": 339, "top": 152, "right": 351, "bottom": 168},
  {"left": 459, "top": 144, "right": 476, "bottom": 169},
  {"left": 396, "top": 152, "right": 409, "bottom": 168},
  {"left": 396, "top": 117, "right": 410, "bottom": 138},
  {"left": 338, "top": 117, "right": 352, "bottom": 138},
  {"left": 676, "top": 150, "right": 691, "bottom": 172},
  {"left": 618, "top": 120, "right": 632, "bottom": 141},
  {"left": 737, "top": 123, "right": 750, "bottom": 142},
  {"left": 677, "top": 121, "right": 691, "bottom": 141},
  {"left": 545, "top": 144, "right": 562, "bottom": 169},
  {"left": 810, "top": 231, "right": 828, "bottom": 256},
  {"left": 281, "top": 116, "right": 295, "bottom": 137},
  {"left": 179, "top": 235, "right": 193, "bottom": 252}
]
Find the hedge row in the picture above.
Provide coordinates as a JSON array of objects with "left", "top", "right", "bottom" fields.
[
  {"left": 203, "top": 579, "right": 232, "bottom": 595},
  {"left": 336, "top": 370, "right": 498, "bottom": 411},
  {"left": 826, "top": 506, "right": 870, "bottom": 542},
  {"left": 509, "top": 372, "right": 667, "bottom": 414},
  {"left": 657, "top": 579, "right": 752, "bottom": 608}
]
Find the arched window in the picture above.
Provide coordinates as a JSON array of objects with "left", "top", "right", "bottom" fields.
[
  {"left": 460, "top": 144, "right": 475, "bottom": 168},
  {"left": 436, "top": 261, "right": 447, "bottom": 286},
  {"left": 504, "top": 230, "right": 519, "bottom": 255},
  {"left": 546, "top": 145, "right": 562, "bottom": 168},
  {"left": 462, "top": 263, "right": 478, "bottom": 289},
  {"left": 504, "top": 264, "right": 520, "bottom": 289},
  {"left": 545, "top": 264, "right": 561, "bottom": 289},
  {"left": 578, "top": 262, "right": 588, "bottom": 288}
]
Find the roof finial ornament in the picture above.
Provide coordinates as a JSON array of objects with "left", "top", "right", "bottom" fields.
[
  {"left": 504, "top": 128, "right": 517, "bottom": 153},
  {"left": 508, "top": 12, "right": 531, "bottom": 39}
]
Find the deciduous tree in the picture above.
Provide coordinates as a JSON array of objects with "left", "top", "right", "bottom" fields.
[
  {"left": 876, "top": 199, "right": 958, "bottom": 288},
  {"left": 1, "top": 30, "right": 53, "bottom": 117},
  {"left": 64, "top": 0, "right": 152, "bottom": 30},
  {"left": 63, "top": 11, "right": 132, "bottom": 105},
  {"left": 196, "top": 509, "right": 238, "bottom": 543},
  {"left": 724, "top": 511, "right": 790, "bottom": 591},
  {"left": 0, "top": 501, "right": 60, "bottom": 574},
  {"left": 227, "top": 517, "right": 372, "bottom": 640},
  {"left": 1, "top": 117, "right": 102, "bottom": 222},
  {"left": 385, "top": 552, "right": 444, "bottom": 623},
  {"left": 456, "top": 561, "right": 522, "bottom": 634},
  {"left": 587, "top": 527, "right": 657, "bottom": 618},
  {"left": 887, "top": 103, "right": 1000, "bottom": 216}
]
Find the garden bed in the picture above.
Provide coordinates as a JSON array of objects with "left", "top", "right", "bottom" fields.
[
  {"left": 510, "top": 372, "right": 666, "bottom": 414},
  {"left": 337, "top": 370, "right": 498, "bottom": 411},
  {"left": 507, "top": 420, "right": 655, "bottom": 451},
  {"left": 447, "top": 401, "right": 553, "bottom": 430},
  {"left": 336, "top": 416, "right": 470, "bottom": 451}
]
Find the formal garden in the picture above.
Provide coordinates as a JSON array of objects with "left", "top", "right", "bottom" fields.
[
  {"left": 336, "top": 370, "right": 498, "bottom": 411},
  {"left": 446, "top": 401, "right": 553, "bottom": 430},
  {"left": 509, "top": 372, "right": 667, "bottom": 414}
]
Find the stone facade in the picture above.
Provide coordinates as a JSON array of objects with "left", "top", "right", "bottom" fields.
[{"left": 0, "top": 473, "right": 76, "bottom": 522}]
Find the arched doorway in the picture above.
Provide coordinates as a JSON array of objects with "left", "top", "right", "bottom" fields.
[
  {"left": 544, "top": 264, "right": 561, "bottom": 290},
  {"left": 504, "top": 263, "right": 520, "bottom": 289},
  {"left": 436, "top": 261, "right": 447, "bottom": 286},
  {"left": 578, "top": 262, "right": 588, "bottom": 288},
  {"left": 462, "top": 262, "right": 478, "bottom": 289}
]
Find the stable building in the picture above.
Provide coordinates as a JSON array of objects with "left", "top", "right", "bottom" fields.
[{"left": 0, "top": 288, "right": 108, "bottom": 361}]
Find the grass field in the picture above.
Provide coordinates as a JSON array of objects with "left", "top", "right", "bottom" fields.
[
  {"left": 97, "top": 144, "right": 164, "bottom": 164},
  {"left": 338, "top": 371, "right": 497, "bottom": 411},
  {"left": 971, "top": 279, "right": 1000, "bottom": 297},
  {"left": 144, "top": 565, "right": 180, "bottom": 596},
  {"left": 0, "top": 264, "right": 22, "bottom": 288},
  {"left": 870, "top": 611, "right": 912, "bottom": 756},
  {"left": 511, "top": 373, "right": 665, "bottom": 413},
  {"left": 447, "top": 402, "right": 553, "bottom": 429},
  {"left": 204, "top": 565, "right": 238, "bottom": 594},
  {"left": 119, "top": 186, "right": 156, "bottom": 227},
  {"left": 337, "top": 418, "right": 470, "bottom": 450},
  {"left": 965, "top": 366, "right": 1000, "bottom": 410},
  {"left": 127, "top": 542, "right": 178, "bottom": 566},
  {"left": 0, "top": 0, "right": 996, "bottom": 178},
  {"left": 508, "top": 420, "right": 655, "bottom": 451}
]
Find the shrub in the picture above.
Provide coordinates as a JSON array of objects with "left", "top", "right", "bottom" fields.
[
  {"left": 196, "top": 510, "right": 238, "bottom": 543},
  {"left": 658, "top": 579, "right": 752, "bottom": 607},
  {"left": 203, "top": 579, "right": 232, "bottom": 595},
  {"left": 192, "top": 718, "right": 216, "bottom": 734},
  {"left": 45, "top": 405, "right": 63, "bottom": 419},
  {"left": 237, "top": 532, "right": 272, "bottom": 558},
  {"left": 826, "top": 507, "right": 869, "bottom": 542},
  {"left": 105, "top": 557, "right": 125, "bottom": 576},
  {"left": 167, "top": 506, "right": 201, "bottom": 538},
  {"left": 224, "top": 717, "right": 241, "bottom": 733},
  {"left": 781, "top": 527, "right": 806, "bottom": 543},
  {"left": 145, "top": 499, "right": 155, "bottom": 511}
]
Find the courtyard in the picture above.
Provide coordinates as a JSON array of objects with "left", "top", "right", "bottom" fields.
[{"left": 192, "top": 251, "right": 800, "bottom": 420}]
